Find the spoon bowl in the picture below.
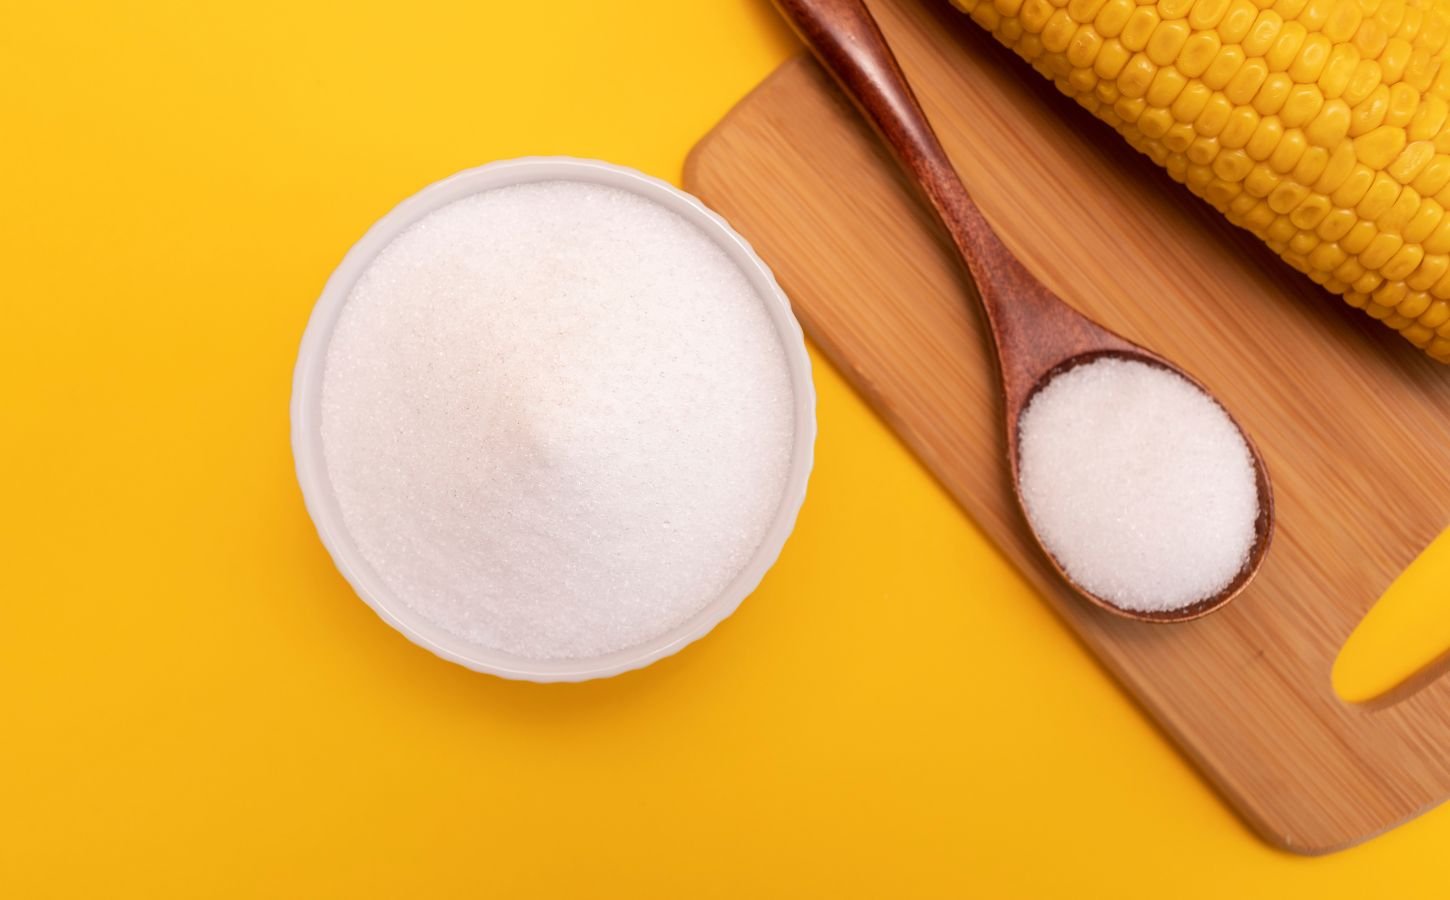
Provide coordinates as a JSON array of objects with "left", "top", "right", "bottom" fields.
[
  {"left": 775, "top": 0, "right": 1275, "bottom": 621},
  {"left": 1010, "top": 348, "right": 1276, "bottom": 623}
]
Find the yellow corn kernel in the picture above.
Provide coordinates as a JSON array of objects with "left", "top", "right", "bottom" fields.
[
  {"left": 1022, "top": 0, "right": 1057, "bottom": 30},
  {"left": 1383, "top": 243, "right": 1426, "bottom": 279},
  {"left": 1114, "top": 95, "right": 1147, "bottom": 121},
  {"left": 1389, "top": 140, "right": 1436, "bottom": 182},
  {"left": 1292, "top": 192, "right": 1334, "bottom": 227},
  {"left": 1188, "top": 135, "right": 1222, "bottom": 164},
  {"left": 974, "top": 2, "right": 1004, "bottom": 28},
  {"left": 1196, "top": 92, "right": 1236, "bottom": 135},
  {"left": 1289, "top": 229, "right": 1320, "bottom": 255},
  {"left": 1172, "top": 81, "right": 1212, "bottom": 120},
  {"left": 1222, "top": 105, "right": 1263, "bottom": 147},
  {"left": 1158, "top": 0, "right": 1194, "bottom": 19},
  {"left": 1384, "top": 83, "right": 1420, "bottom": 129},
  {"left": 1280, "top": 83, "right": 1325, "bottom": 126},
  {"left": 1409, "top": 95, "right": 1449, "bottom": 139},
  {"left": 1325, "top": 0, "right": 1365, "bottom": 42},
  {"left": 1165, "top": 151, "right": 1190, "bottom": 180},
  {"left": 1245, "top": 163, "right": 1281, "bottom": 196},
  {"left": 1247, "top": 114, "right": 1286, "bottom": 158},
  {"left": 1068, "top": 0, "right": 1109, "bottom": 21},
  {"left": 1217, "top": 0, "right": 1260, "bottom": 42},
  {"left": 1205, "top": 176, "right": 1244, "bottom": 205},
  {"left": 1356, "top": 20, "right": 1390, "bottom": 59},
  {"left": 1350, "top": 84, "right": 1391, "bottom": 134},
  {"left": 1428, "top": 216, "right": 1450, "bottom": 254},
  {"left": 1268, "top": 22, "right": 1309, "bottom": 70},
  {"left": 1317, "top": 45, "right": 1360, "bottom": 99},
  {"left": 1401, "top": 322, "right": 1434, "bottom": 344},
  {"left": 1118, "top": 53, "right": 1157, "bottom": 96},
  {"left": 1189, "top": 0, "right": 1232, "bottom": 29},
  {"left": 1305, "top": 98, "right": 1352, "bottom": 145},
  {"left": 1253, "top": 72, "right": 1294, "bottom": 113},
  {"left": 1266, "top": 215, "right": 1299, "bottom": 242},
  {"left": 1043, "top": 9, "right": 1079, "bottom": 51},
  {"left": 1310, "top": 241, "right": 1348, "bottom": 270},
  {"left": 1244, "top": 11, "right": 1286, "bottom": 57},
  {"left": 1177, "top": 32, "right": 1222, "bottom": 76},
  {"left": 1019, "top": 32, "right": 1046, "bottom": 60},
  {"left": 1121, "top": 7, "right": 1161, "bottom": 49},
  {"left": 1143, "top": 69, "right": 1182, "bottom": 108},
  {"left": 1362, "top": 231, "right": 1407, "bottom": 268},
  {"left": 1378, "top": 0, "right": 1409, "bottom": 41},
  {"left": 1229, "top": 192, "right": 1262, "bottom": 218},
  {"left": 1273, "top": 0, "right": 1309, "bottom": 19},
  {"left": 1379, "top": 36, "right": 1414, "bottom": 80},
  {"left": 1215, "top": 148, "right": 1256, "bottom": 180},
  {"left": 1343, "top": 59, "right": 1383, "bottom": 106},
  {"left": 1238, "top": 198, "right": 1277, "bottom": 229},
  {"left": 1096, "top": 38, "right": 1132, "bottom": 77},
  {"left": 1298, "top": 143, "right": 1336, "bottom": 183},
  {"left": 1094, "top": 0, "right": 1135, "bottom": 36},
  {"left": 1163, "top": 121, "right": 1198, "bottom": 151},
  {"left": 1332, "top": 165, "right": 1377, "bottom": 205},
  {"left": 1291, "top": 33, "right": 1333, "bottom": 82},
  {"left": 1404, "top": 45, "right": 1436, "bottom": 90},
  {"left": 1139, "top": 106, "right": 1175, "bottom": 137},
  {"left": 1423, "top": 301, "right": 1450, "bottom": 328},
  {"left": 1185, "top": 162, "right": 1216, "bottom": 189},
  {"left": 1334, "top": 257, "right": 1367, "bottom": 286},
  {"left": 1269, "top": 179, "right": 1311, "bottom": 212},
  {"left": 1202, "top": 45, "right": 1248, "bottom": 89},
  {"left": 1399, "top": 289, "right": 1434, "bottom": 317},
  {"left": 1227, "top": 58, "right": 1271, "bottom": 103},
  {"left": 1408, "top": 254, "right": 1449, "bottom": 289},
  {"left": 1147, "top": 19, "right": 1191, "bottom": 64},
  {"left": 1414, "top": 154, "right": 1450, "bottom": 196},
  {"left": 1404, "top": 197, "right": 1446, "bottom": 241},
  {"left": 1269, "top": 127, "right": 1309, "bottom": 171},
  {"left": 1353, "top": 272, "right": 1384, "bottom": 295},
  {"left": 1299, "top": 0, "right": 1336, "bottom": 30},
  {"left": 1342, "top": 219, "right": 1380, "bottom": 252},
  {"left": 1356, "top": 124, "right": 1409, "bottom": 168},
  {"left": 1373, "top": 280, "right": 1409, "bottom": 307},
  {"left": 1378, "top": 183, "right": 1421, "bottom": 231},
  {"left": 1067, "top": 25, "right": 1105, "bottom": 67},
  {"left": 1318, "top": 207, "right": 1358, "bottom": 240},
  {"left": 1357, "top": 171, "right": 1405, "bottom": 217}
]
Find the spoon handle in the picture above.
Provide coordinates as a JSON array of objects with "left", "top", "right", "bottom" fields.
[
  {"left": 773, "top": 0, "right": 996, "bottom": 274},
  {"left": 772, "top": 0, "right": 1128, "bottom": 406}
]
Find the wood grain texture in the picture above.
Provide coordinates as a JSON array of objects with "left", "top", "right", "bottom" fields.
[{"left": 684, "top": 0, "right": 1450, "bottom": 855}]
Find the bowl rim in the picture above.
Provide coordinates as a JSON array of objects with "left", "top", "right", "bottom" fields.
[{"left": 290, "top": 156, "right": 817, "bottom": 682}]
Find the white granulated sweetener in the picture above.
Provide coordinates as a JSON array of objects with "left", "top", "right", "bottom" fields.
[
  {"left": 321, "top": 181, "right": 794, "bottom": 659},
  {"left": 1016, "top": 357, "right": 1259, "bottom": 613}
]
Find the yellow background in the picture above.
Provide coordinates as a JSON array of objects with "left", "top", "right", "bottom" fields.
[{"left": 3, "top": 1, "right": 1449, "bottom": 896}]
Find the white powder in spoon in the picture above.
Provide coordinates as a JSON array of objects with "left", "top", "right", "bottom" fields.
[
  {"left": 1016, "top": 357, "right": 1259, "bottom": 613},
  {"left": 320, "top": 181, "right": 795, "bottom": 660}
]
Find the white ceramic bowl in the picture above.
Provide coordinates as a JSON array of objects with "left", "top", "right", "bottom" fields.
[{"left": 291, "top": 157, "right": 816, "bottom": 682}]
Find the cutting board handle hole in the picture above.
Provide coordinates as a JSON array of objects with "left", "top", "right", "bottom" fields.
[{"left": 1333, "top": 526, "right": 1450, "bottom": 706}]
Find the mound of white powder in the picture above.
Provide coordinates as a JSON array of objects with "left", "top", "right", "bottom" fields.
[
  {"left": 1016, "top": 357, "right": 1260, "bottom": 613},
  {"left": 321, "top": 181, "right": 795, "bottom": 659}
]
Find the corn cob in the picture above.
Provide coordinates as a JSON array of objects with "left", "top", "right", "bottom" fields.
[{"left": 952, "top": 0, "right": 1450, "bottom": 363}]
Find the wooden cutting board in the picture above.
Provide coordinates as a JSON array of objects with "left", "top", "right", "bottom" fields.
[{"left": 685, "top": 0, "right": 1450, "bottom": 855}]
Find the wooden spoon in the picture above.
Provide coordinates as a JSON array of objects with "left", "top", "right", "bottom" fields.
[{"left": 773, "top": 0, "right": 1273, "bottom": 622}]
